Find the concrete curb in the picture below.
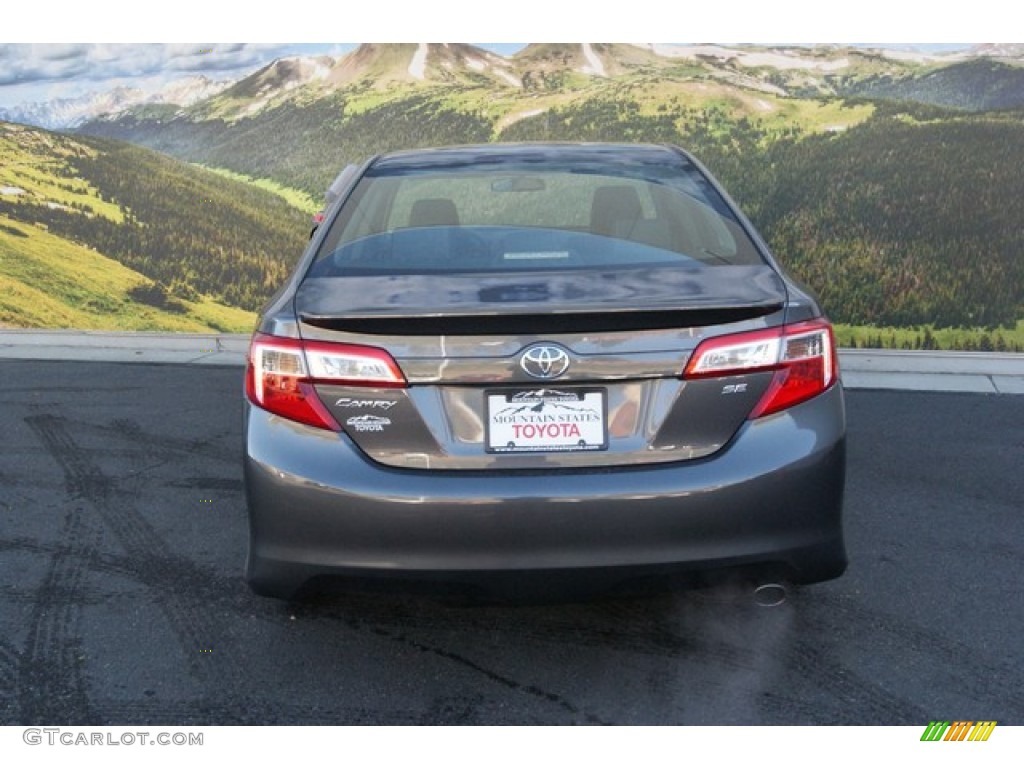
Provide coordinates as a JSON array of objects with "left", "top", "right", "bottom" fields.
[
  {"left": 1, "top": 329, "right": 1022, "bottom": 394},
  {"left": 839, "top": 350, "right": 1024, "bottom": 394},
  {"left": 0, "top": 330, "right": 249, "bottom": 366}
]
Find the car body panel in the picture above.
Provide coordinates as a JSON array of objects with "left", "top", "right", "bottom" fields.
[
  {"left": 296, "top": 266, "right": 786, "bottom": 320},
  {"left": 244, "top": 383, "right": 846, "bottom": 595},
  {"left": 295, "top": 265, "right": 789, "bottom": 469}
]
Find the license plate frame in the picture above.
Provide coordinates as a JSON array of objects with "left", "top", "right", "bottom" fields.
[{"left": 484, "top": 388, "right": 608, "bottom": 454}]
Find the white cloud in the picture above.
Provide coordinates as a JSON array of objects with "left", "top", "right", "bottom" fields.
[
  {"left": 0, "top": 43, "right": 306, "bottom": 106},
  {"left": 0, "top": 43, "right": 293, "bottom": 88}
]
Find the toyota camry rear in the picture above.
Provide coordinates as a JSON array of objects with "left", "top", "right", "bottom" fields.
[{"left": 243, "top": 143, "right": 846, "bottom": 599}]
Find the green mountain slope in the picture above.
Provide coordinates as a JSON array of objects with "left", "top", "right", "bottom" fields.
[
  {"left": 65, "top": 45, "right": 1024, "bottom": 338},
  {"left": 753, "top": 113, "right": 1024, "bottom": 330},
  {"left": 89, "top": 89, "right": 495, "bottom": 197},
  {"left": 0, "top": 213, "right": 253, "bottom": 331},
  {"left": 82, "top": 75, "right": 871, "bottom": 198},
  {"left": 0, "top": 121, "right": 309, "bottom": 329},
  {"left": 836, "top": 59, "right": 1024, "bottom": 111}
]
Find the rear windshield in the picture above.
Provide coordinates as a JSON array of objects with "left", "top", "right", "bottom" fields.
[{"left": 308, "top": 154, "right": 764, "bottom": 277}]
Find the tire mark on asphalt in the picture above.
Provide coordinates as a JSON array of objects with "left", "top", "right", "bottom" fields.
[
  {"left": 0, "top": 639, "right": 19, "bottom": 689},
  {"left": 16, "top": 504, "right": 102, "bottom": 725},
  {"left": 434, "top": 637, "right": 605, "bottom": 721},
  {"left": 299, "top": 587, "right": 932, "bottom": 724},
  {"left": 25, "top": 414, "right": 237, "bottom": 682},
  {"left": 123, "top": 431, "right": 238, "bottom": 483},
  {"left": 303, "top": 587, "right": 780, "bottom": 720},
  {"left": 28, "top": 414, "right": 237, "bottom": 481},
  {"left": 372, "top": 625, "right": 610, "bottom": 724},
  {"left": 28, "top": 414, "right": 114, "bottom": 502},
  {"left": 300, "top": 601, "right": 610, "bottom": 725},
  {"left": 1, "top": 585, "right": 133, "bottom": 606},
  {"left": 0, "top": 536, "right": 56, "bottom": 559},
  {"left": 305, "top": 591, "right": 752, "bottom": 671},
  {"left": 93, "top": 419, "right": 236, "bottom": 465},
  {"left": 0, "top": 536, "right": 211, "bottom": 589},
  {"left": 0, "top": 536, "right": 247, "bottom": 601}
]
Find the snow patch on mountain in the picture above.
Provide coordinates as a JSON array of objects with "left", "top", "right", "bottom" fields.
[
  {"left": 580, "top": 43, "right": 606, "bottom": 77},
  {"left": 496, "top": 107, "right": 545, "bottom": 131},
  {"left": 650, "top": 44, "right": 855, "bottom": 71},
  {"left": 643, "top": 42, "right": 966, "bottom": 69},
  {"left": 0, "top": 75, "right": 231, "bottom": 130},
  {"left": 496, "top": 69, "right": 522, "bottom": 87},
  {"left": 245, "top": 97, "right": 271, "bottom": 115},
  {"left": 409, "top": 44, "right": 428, "bottom": 80},
  {"left": 153, "top": 75, "right": 233, "bottom": 106},
  {"left": 875, "top": 49, "right": 940, "bottom": 63},
  {"left": 277, "top": 56, "right": 333, "bottom": 84},
  {"left": 0, "top": 87, "right": 142, "bottom": 130},
  {"left": 742, "top": 52, "right": 850, "bottom": 71}
]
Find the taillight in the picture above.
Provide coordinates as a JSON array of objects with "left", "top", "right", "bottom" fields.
[
  {"left": 245, "top": 333, "right": 406, "bottom": 431},
  {"left": 684, "top": 320, "right": 837, "bottom": 418}
]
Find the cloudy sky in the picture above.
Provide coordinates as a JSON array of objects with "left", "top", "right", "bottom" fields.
[
  {"left": 0, "top": 44, "right": 538, "bottom": 107},
  {"left": 0, "top": 44, "right": 342, "bottom": 106},
  {"left": 0, "top": 0, "right": 1003, "bottom": 110},
  {"left": 0, "top": 41, "right": 982, "bottom": 110}
]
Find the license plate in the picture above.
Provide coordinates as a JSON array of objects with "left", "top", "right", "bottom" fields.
[{"left": 485, "top": 388, "right": 607, "bottom": 453}]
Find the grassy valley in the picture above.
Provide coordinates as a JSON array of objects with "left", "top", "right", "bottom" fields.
[
  {"left": 0, "top": 121, "right": 311, "bottom": 330},
  {"left": 0, "top": 212, "right": 253, "bottom": 331}
]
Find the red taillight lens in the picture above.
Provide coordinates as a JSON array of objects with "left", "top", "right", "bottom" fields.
[
  {"left": 684, "top": 320, "right": 838, "bottom": 418},
  {"left": 245, "top": 333, "right": 406, "bottom": 431}
]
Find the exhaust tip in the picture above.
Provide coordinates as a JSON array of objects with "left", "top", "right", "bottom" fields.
[{"left": 753, "top": 582, "right": 787, "bottom": 607}]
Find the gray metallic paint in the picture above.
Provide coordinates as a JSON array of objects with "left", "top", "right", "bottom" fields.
[
  {"left": 300, "top": 298, "right": 789, "bottom": 469},
  {"left": 315, "top": 369, "right": 775, "bottom": 470},
  {"left": 299, "top": 316, "right": 783, "bottom": 372},
  {"left": 295, "top": 265, "right": 788, "bottom": 319},
  {"left": 244, "top": 383, "right": 846, "bottom": 597}
]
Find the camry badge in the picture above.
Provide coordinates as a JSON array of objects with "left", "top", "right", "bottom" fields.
[{"left": 520, "top": 345, "right": 570, "bottom": 379}]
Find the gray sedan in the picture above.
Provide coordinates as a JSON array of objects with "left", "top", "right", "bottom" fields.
[{"left": 243, "top": 142, "right": 846, "bottom": 599}]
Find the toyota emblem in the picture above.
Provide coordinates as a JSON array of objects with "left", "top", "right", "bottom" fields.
[{"left": 520, "top": 345, "right": 570, "bottom": 379}]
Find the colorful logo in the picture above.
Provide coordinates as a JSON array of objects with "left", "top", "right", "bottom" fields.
[{"left": 920, "top": 721, "right": 996, "bottom": 742}]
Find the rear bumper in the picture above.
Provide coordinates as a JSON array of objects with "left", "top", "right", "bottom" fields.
[{"left": 244, "top": 385, "right": 847, "bottom": 595}]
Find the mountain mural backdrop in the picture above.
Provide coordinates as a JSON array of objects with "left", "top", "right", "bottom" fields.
[{"left": 1, "top": 43, "right": 1022, "bottom": 349}]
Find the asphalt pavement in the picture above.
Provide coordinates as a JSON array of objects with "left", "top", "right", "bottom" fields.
[{"left": 0, "top": 358, "right": 1021, "bottom": 725}]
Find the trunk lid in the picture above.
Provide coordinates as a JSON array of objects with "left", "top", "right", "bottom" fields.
[{"left": 296, "top": 265, "right": 788, "bottom": 470}]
